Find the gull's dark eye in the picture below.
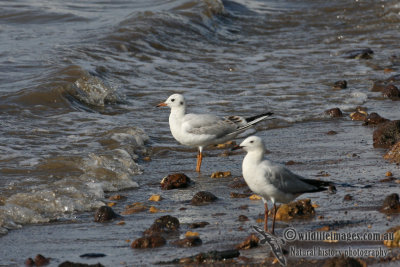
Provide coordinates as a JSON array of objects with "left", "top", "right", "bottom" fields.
[
  {"left": 180, "top": 101, "right": 183, "bottom": 105},
  {"left": 171, "top": 98, "right": 175, "bottom": 102},
  {"left": 250, "top": 140, "right": 254, "bottom": 143}
]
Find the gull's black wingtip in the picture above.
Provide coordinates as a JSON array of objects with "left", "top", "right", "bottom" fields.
[{"left": 245, "top": 112, "right": 274, "bottom": 123}]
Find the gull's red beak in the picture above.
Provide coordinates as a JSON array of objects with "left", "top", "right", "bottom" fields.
[{"left": 156, "top": 102, "right": 167, "bottom": 107}]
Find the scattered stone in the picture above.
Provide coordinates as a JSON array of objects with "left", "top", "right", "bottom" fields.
[
  {"left": 344, "top": 48, "right": 374, "bottom": 59},
  {"left": 189, "top": 221, "right": 209, "bottom": 229},
  {"left": 238, "top": 215, "right": 249, "bottom": 222},
  {"left": 275, "top": 199, "right": 315, "bottom": 221},
  {"left": 380, "top": 177, "right": 396, "bottom": 182},
  {"left": 383, "top": 84, "right": 400, "bottom": 99},
  {"left": 228, "top": 177, "right": 248, "bottom": 189},
  {"left": 161, "top": 173, "right": 191, "bottom": 190},
  {"left": 324, "top": 108, "right": 343, "bottom": 118},
  {"left": 285, "top": 160, "right": 302, "bottom": 165},
  {"left": 159, "top": 250, "right": 240, "bottom": 264},
  {"left": 59, "top": 262, "right": 105, "bottom": 267},
  {"left": 333, "top": 80, "right": 347, "bottom": 89},
  {"left": 211, "top": 171, "right": 231, "bottom": 178},
  {"left": 350, "top": 111, "right": 367, "bottom": 121},
  {"left": 94, "top": 206, "right": 119, "bottom": 222},
  {"left": 143, "top": 215, "right": 180, "bottom": 236},
  {"left": 384, "top": 226, "right": 400, "bottom": 248},
  {"left": 322, "top": 256, "right": 366, "bottom": 267},
  {"left": 107, "top": 202, "right": 116, "bottom": 207},
  {"left": 122, "top": 202, "right": 147, "bottom": 215},
  {"left": 79, "top": 253, "right": 106, "bottom": 258},
  {"left": 191, "top": 191, "right": 218, "bottom": 205},
  {"left": 108, "top": 195, "right": 125, "bottom": 201},
  {"left": 326, "top": 130, "right": 338, "bottom": 135},
  {"left": 214, "top": 140, "right": 236, "bottom": 149},
  {"left": 343, "top": 194, "right": 353, "bottom": 201},
  {"left": 149, "top": 206, "right": 160, "bottom": 213},
  {"left": 364, "top": 112, "right": 389, "bottom": 126},
  {"left": 131, "top": 235, "right": 166, "bottom": 249},
  {"left": 317, "top": 226, "right": 330, "bottom": 231},
  {"left": 149, "top": 194, "right": 162, "bottom": 202},
  {"left": 373, "top": 120, "right": 400, "bottom": 148},
  {"left": 32, "top": 254, "right": 50, "bottom": 266},
  {"left": 249, "top": 194, "right": 262, "bottom": 200},
  {"left": 380, "top": 193, "right": 400, "bottom": 214},
  {"left": 185, "top": 231, "right": 200, "bottom": 237},
  {"left": 230, "top": 192, "right": 251, "bottom": 198},
  {"left": 172, "top": 236, "right": 202, "bottom": 247},
  {"left": 235, "top": 234, "right": 259, "bottom": 250},
  {"left": 386, "top": 171, "right": 393, "bottom": 177},
  {"left": 238, "top": 205, "right": 249, "bottom": 210},
  {"left": 116, "top": 221, "right": 125, "bottom": 225}
]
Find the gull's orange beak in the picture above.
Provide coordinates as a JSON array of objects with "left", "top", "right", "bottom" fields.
[{"left": 156, "top": 102, "right": 167, "bottom": 107}]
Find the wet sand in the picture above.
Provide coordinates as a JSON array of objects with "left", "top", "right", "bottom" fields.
[{"left": 1, "top": 119, "right": 399, "bottom": 266}]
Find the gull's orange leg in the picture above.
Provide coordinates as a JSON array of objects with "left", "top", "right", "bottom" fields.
[
  {"left": 196, "top": 151, "right": 203, "bottom": 172},
  {"left": 271, "top": 203, "right": 277, "bottom": 235},
  {"left": 264, "top": 202, "right": 269, "bottom": 233}
]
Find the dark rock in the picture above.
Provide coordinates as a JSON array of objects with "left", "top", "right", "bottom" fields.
[
  {"left": 322, "top": 255, "right": 366, "bottom": 267},
  {"left": 343, "top": 194, "right": 353, "bottom": 201},
  {"left": 333, "top": 80, "right": 347, "bottom": 89},
  {"left": 94, "top": 206, "right": 118, "bottom": 222},
  {"left": 275, "top": 199, "right": 315, "bottom": 221},
  {"left": 328, "top": 185, "right": 337, "bottom": 194},
  {"left": 228, "top": 177, "right": 248, "bottom": 189},
  {"left": 160, "top": 250, "right": 240, "bottom": 264},
  {"left": 238, "top": 215, "right": 249, "bottom": 222},
  {"left": 25, "top": 258, "right": 35, "bottom": 266},
  {"left": 384, "top": 141, "right": 400, "bottom": 163},
  {"left": 285, "top": 160, "right": 302, "bottom": 165},
  {"left": 381, "top": 193, "right": 400, "bottom": 214},
  {"left": 34, "top": 254, "right": 50, "bottom": 266},
  {"left": 364, "top": 112, "right": 388, "bottom": 125},
  {"left": 59, "top": 262, "right": 105, "bottom": 267},
  {"left": 171, "top": 236, "right": 202, "bottom": 247},
  {"left": 383, "top": 84, "right": 400, "bottom": 99},
  {"left": 189, "top": 221, "right": 210, "bottom": 229},
  {"left": 235, "top": 234, "right": 259, "bottom": 250},
  {"left": 143, "top": 215, "right": 180, "bottom": 236},
  {"left": 131, "top": 235, "right": 166, "bottom": 249},
  {"left": 230, "top": 192, "right": 251, "bottom": 198},
  {"left": 191, "top": 191, "right": 218, "bottom": 205},
  {"left": 79, "top": 253, "right": 106, "bottom": 258},
  {"left": 326, "top": 130, "right": 338, "bottom": 135},
  {"left": 160, "top": 173, "right": 191, "bottom": 190},
  {"left": 325, "top": 108, "right": 343, "bottom": 118},
  {"left": 373, "top": 120, "right": 400, "bottom": 148},
  {"left": 344, "top": 48, "right": 374, "bottom": 59}
]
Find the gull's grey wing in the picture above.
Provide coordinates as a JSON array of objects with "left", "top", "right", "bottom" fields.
[
  {"left": 263, "top": 163, "right": 328, "bottom": 194},
  {"left": 182, "top": 113, "right": 239, "bottom": 138}
]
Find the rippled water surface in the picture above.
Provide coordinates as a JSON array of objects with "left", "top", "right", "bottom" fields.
[{"left": 1, "top": 0, "right": 400, "bottom": 265}]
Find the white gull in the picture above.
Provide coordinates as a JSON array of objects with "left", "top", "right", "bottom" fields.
[
  {"left": 157, "top": 94, "right": 273, "bottom": 172},
  {"left": 233, "top": 135, "right": 333, "bottom": 234}
]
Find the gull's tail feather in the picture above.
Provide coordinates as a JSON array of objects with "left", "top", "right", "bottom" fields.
[
  {"left": 298, "top": 178, "right": 335, "bottom": 194},
  {"left": 227, "top": 112, "right": 273, "bottom": 137},
  {"left": 245, "top": 112, "right": 274, "bottom": 123}
]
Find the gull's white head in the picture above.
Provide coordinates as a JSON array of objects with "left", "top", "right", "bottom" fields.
[
  {"left": 157, "top": 94, "right": 185, "bottom": 109},
  {"left": 239, "top": 136, "right": 265, "bottom": 152}
]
